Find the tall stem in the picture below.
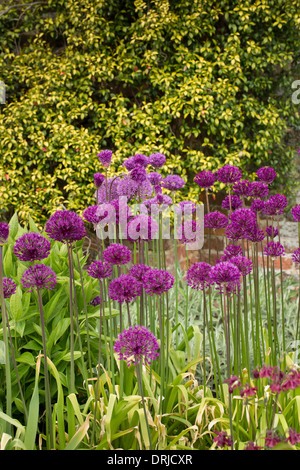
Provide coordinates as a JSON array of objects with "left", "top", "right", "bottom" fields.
[
  {"left": 136, "top": 361, "right": 153, "bottom": 450},
  {"left": 67, "top": 243, "right": 75, "bottom": 394},
  {"left": 92, "top": 280, "right": 103, "bottom": 446}
]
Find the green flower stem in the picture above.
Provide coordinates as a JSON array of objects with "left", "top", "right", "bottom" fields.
[
  {"left": 66, "top": 242, "right": 75, "bottom": 394},
  {"left": 92, "top": 279, "right": 104, "bottom": 446},
  {"left": 37, "top": 287, "right": 54, "bottom": 450},
  {"left": 223, "top": 290, "right": 234, "bottom": 450},
  {"left": 0, "top": 244, "right": 11, "bottom": 433},
  {"left": 135, "top": 361, "right": 153, "bottom": 450}
]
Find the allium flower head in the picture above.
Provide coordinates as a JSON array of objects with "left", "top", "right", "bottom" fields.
[
  {"left": 143, "top": 268, "right": 175, "bottom": 296},
  {"left": 148, "top": 153, "right": 166, "bottom": 168},
  {"left": 216, "top": 165, "right": 242, "bottom": 185},
  {"left": 292, "top": 248, "right": 300, "bottom": 264},
  {"left": 89, "top": 296, "right": 102, "bottom": 306},
  {"left": 178, "top": 220, "right": 201, "bottom": 246},
  {"left": 148, "top": 172, "right": 163, "bottom": 186},
  {"left": 250, "top": 198, "right": 265, "bottom": 213},
  {"left": 131, "top": 154, "right": 149, "bottom": 168},
  {"left": 96, "top": 177, "right": 119, "bottom": 203},
  {"left": 45, "top": 210, "right": 86, "bottom": 243},
  {"left": 256, "top": 166, "right": 277, "bottom": 185},
  {"left": 108, "top": 274, "right": 142, "bottom": 304},
  {"left": 227, "top": 208, "right": 257, "bottom": 239},
  {"left": 263, "top": 241, "right": 284, "bottom": 258},
  {"left": 117, "top": 175, "right": 152, "bottom": 201},
  {"left": 161, "top": 175, "right": 185, "bottom": 191},
  {"left": 13, "top": 232, "right": 51, "bottom": 262},
  {"left": 86, "top": 259, "right": 113, "bottom": 279},
  {"left": 291, "top": 205, "right": 300, "bottom": 222},
  {"left": 94, "top": 173, "right": 105, "bottom": 189},
  {"left": 174, "top": 200, "right": 196, "bottom": 214},
  {"left": 232, "top": 179, "right": 252, "bottom": 198},
  {"left": 114, "top": 325, "right": 160, "bottom": 366},
  {"left": 130, "top": 166, "right": 148, "bottom": 185},
  {"left": 0, "top": 222, "right": 9, "bottom": 244},
  {"left": 250, "top": 181, "right": 269, "bottom": 199},
  {"left": 98, "top": 149, "right": 113, "bottom": 168},
  {"left": 21, "top": 264, "right": 57, "bottom": 292},
  {"left": 219, "top": 244, "right": 243, "bottom": 261},
  {"left": 210, "top": 261, "right": 241, "bottom": 294},
  {"left": 230, "top": 255, "right": 252, "bottom": 276},
  {"left": 3, "top": 277, "right": 17, "bottom": 298},
  {"left": 221, "top": 194, "right": 243, "bottom": 211},
  {"left": 186, "top": 262, "right": 213, "bottom": 291},
  {"left": 204, "top": 211, "right": 229, "bottom": 230},
  {"left": 245, "top": 223, "right": 265, "bottom": 244},
  {"left": 123, "top": 156, "right": 136, "bottom": 171},
  {"left": 144, "top": 194, "right": 172, "bottom": 213},
  {"left": 129, "top": 264, "right": 152, "bottom": 283},
  {"left": 265, "top": 225, "right": 278, "bottom": 238},
  {"left": 82, "top": 205, "right": 109, "bottom": 225},
  {"left": 194, "top": 170, "right": 216, "bottom": 189},
  {"left": 127, "top": 214, "right": 158, "bottom": 242},
  {"left": 265, "top": 194, "right": 287, "bottom": 216},
  {"left": 102, "top": 243, "right": 132, "bottom": 266}
]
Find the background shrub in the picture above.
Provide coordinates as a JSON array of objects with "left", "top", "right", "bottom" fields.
[{"left": 0, "top": 0, "right": 299, "bottom": 224}]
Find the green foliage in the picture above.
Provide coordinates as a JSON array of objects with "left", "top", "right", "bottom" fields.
[{"left": 0, "top": 0, "right": 299, "bottom": 223}]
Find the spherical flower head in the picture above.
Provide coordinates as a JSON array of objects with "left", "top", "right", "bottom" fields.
[
  {"left": 291, "top": 205, "right": 300, "bottom": 222},
  {"left": 210, "top": 261, "right": 241, "bottom": 294},
  {"left": 143, "top": 268, "right": 175, "bottom": 295},
  {"left": 230, "top": 255, "right": 252, "bottom": 276},
  {"left": 82, "top": 205, "right": 109, "bottom": 225},
  {"left": 245, "top": 223, "right": 265, "bottom": 244},
  {"left": 0, "top": 222, "right": 9, "bottom": 244},
  {"left": 148, "top": 172, "right": 163, "bottom": 186},
  {"left": 174, "top": 200, "right": 196, "bottom": 214},
  {"left": 251, "top": 198, "right": 265, "bottom": 213},
  {"left": 131, "top": 154, "right": 149, "bottom": 168},
  {"left": 108, "top": 274, "right": 142, "bottom": 304},
  {"left": 265, "top": 225, "right": 278, "bottom": 238},
  {"left": 114, "top": 325, "right": 160, "bottom": 366},
  {"left": 3, "top": 277, "right": 17, "bottom": 299},
  {"left": 86, "top": 259, "right": 113, "bottom": 279},
  {"left": 123, "top": 156, "right": 136, "bottom": 171},
  {"left": 117, "top": 175, "right": 152, "bottom": 201},
  {"left": 110, "top": 198, "right": 132, "bottom": 225},
  {"left": 45, "top": 210, "right": 86, "bottom": 243},
  {"left": 228, "top": 208, "right": 257, "bottom": 239},
  {"left": 216, "top": 165, "right": 242, "bottom": 185},
  {"left": 186, "top": 262, "right": 213, "bottom": 291},
  {"left": 96, "top": 177, "right": 120, "bottom": 203},
  {"left": 178, "top": 220, "right": 201, "bottom": 246},
  {"left": 266, "top": 194, "right": 287, "bottom": 216},
  {"left": 130, "top": 166, "right": 148, "bottom": 185},
  {"left": 219, "top": 244, "right": 243, "bottom": 261},
  {"left": 161, "top": 175, "right": 185, "bottom": 191},
  {"left": 225, "top": 223, "right": 245, "bottom": 241},
  {"left": 144, "top": 194, "right": 172, "bottom": 214},
  {"left": 256, "top": 166, "right": 277, "bottom": 185},
  {"left": 21, "top": 264, "right": 57, "bottom": 292},
  {"left": 148, "top": 153, "right": 166, "bottom": 168},
  {"left": 204, "top": 211, "right": 229, "bottom": 230},
  {"left": 250, "top": 181, "right": 269, "bottom": 199},
  {"left": 232, "top": 179, "right": 252, "bottom": 198},
  {"left": 129, "top": 264, "right": 152, "bottom": 283},
  {"left": 194, "top": 170, "right": 216, "bottom": 189},
  {"left": 102, "top": 243, "right": 132, "bottom": 266},
  {"left": 221, "top": 194, "right": 243, "bottom": 211},
  {"left": 263, "top": 241, "right": 285, "bottom": 258},
  {"left": 98, "top": 149, "right": 113, "bottom": 168},
  {"left": 89, "top": 295, "right": 102, "bottom": 306},
  {"left": 127, "top": 214, "right": 158, "bottom": 242},
  {"left": 292, "top": 248, "right": 300, "bottom": 264},
  {"left": 13, "top": 232, "right": 51, "bottom": 262},
  {"left": 94, "top": 172, "right": 105, "bottom": 189}
]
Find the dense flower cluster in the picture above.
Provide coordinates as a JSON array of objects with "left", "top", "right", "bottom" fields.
[
  {"left": 256, "top": 166, "right": 277, "bottom": 185},
  {"left": 221, "top": 194, "right": 243, "bottom": 211},
  {"left": 210, "top": 261, "right": 241, "bottom": 294},
  {"left": 263, "top": 241, "right": 285, "bottom": 258},
  {"left": 143, "top": 268, "right": 174, "bottom": 296},
  {"left": 127, "top": 214, "right": 158, "bottom": 242},
  {"left": 194, "top": 170, "right": 216, "bottom": 189},
  {"left": 3, "top": 277, "right": 17, "bottom": 298},
  {"left": 86, "top": 260, "right": 113, "bottom": 280},
  {"left": 186, "top": 262, "right": 213, "bottom": 291},
  {"left": 177, "top": 220, "right": 201, "bottom": 245},
  {"left": 45, "top": 210, "right": 86, "bottom": 243},
  {"left": 108, "top": 274, "right": 142, "bottom": 304},
  {"left": 21, "top": 264, "right": 57, "bottom": 292},
  {"left": 97, "top": 149, "right": 112, "bottom": 167},
  {"left": 102, "top": 243, "right": 132, "bottom": 266},
  {"left": 161, "top": 175, "right": 185, "bottom": 191},
  {"left": 0, "top": 222, "right": 9, "bottom": 244},
  {"left": 94, "top": 173, "right": 105, "bottom": 189},
  {"left": 148, "top": 153, "right": 166, "bottom": 168},
  {"left": 204, "top": 211, "right": 229, "bottom": 230},
  {"left": 216, "top": 164, "right": 242, "bottom": 184},
  {"left": 114, "top": 325, "right": 160, "bottom": 366},
  {"left": 13, "top": 232, "right": 51, "bottom": 262}
]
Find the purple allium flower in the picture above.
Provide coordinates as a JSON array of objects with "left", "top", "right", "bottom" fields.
[
  {"left": 219, "top": 244, "right": 243, "bottom": 261},
  {"left": 86, "top": 259, "right": 113, "bottom": 279},
  {"left": 204, "top": 211, "right": 229, "bottom": 230},
  {"left": 174, "top": 200, "right": 196, "bottom": 214},
  {"left": 108, "top": 274, "right": 142, "bottom": 304},
  {"left": 216, "top": 165, "right": 242, "bottom": 185},
  {"left": 3, "top": 278, "right": 17, "bottom": 298},
  {"left": 131, "top": 154, "right": 149, "bottom": 168},
  {"left": 230, "top": 255, "right": 252, "bottom": 276},
  {"left": 224, "top": 375, "right": 241, "bottom": 393},
  {"left": 144, "top": 194, "right": 173, "bottom": 214},
  {"left": 21, "top": 264, "right": 57, "bottom": 292},
  {"left": 127, "top": 214, "right": 158, "bottom": 242},
  {"left": 227, "top": 208, "right": 257, "bottom": 240},
  {"left": 251, "top": 198, "right": 265, "bottom": 213},
  {"left": 186, "top": 262, "right": 213, "bottom": 291},
  {"left": 210, "top": 261, "right": 241, "bottom": 294},
  {"left": 0, "top": 222, "right": 9, "bottom": 244},
  {"left": 143, "top": 268, "right": 175, "bottom": 296},
  {"left": 82, "top": 205, "right": 109, "bottom": 225},
  {"left": 178, "top": 220, "right": 201, "bottom": 245},
  {"left": 256, "top": 166, "right": 277, "bottom": 185},
  {"left": 114, "top": 325, "right": 160, "bottom": 366},
  {"left": 13, "top": 232, "right": 51, "bottom": 262},
  {"left": 45, "top": 210, "right": 86, "bottom": 243},
  {"left": 89, "top": 295, "right": 102, "bottom": 306},
  {"left": 291, "top": 205, "right": 300, "bottom": 222},
  {"left": 240, "top": 384, "right": 258, "bottom": 398},
  {"left": 263, "top": 194, "right": 287, "bottom": 216},
  {"left": 117, "top": 175, "right": 152, "bottom": 201},
  {"left": 96, "top": 177, "right": 120, "bottom": 203},
  {"left": 286, "top": 428, "right": 300, "bottom": 446},
  {"left": 154, "top": 184, "right": 162, "bottom": 195},
  {"left": 98, "top": 149, "right": 113, "bottom": 168},
  {"left": 161, "top": 175, "right": 185, "bottom": 191},
  {"left": 213, "top": 431, "right": 233, "bottom": 448},
  {"left": 245, "top": 223, "right": 265, "bottom": 243},
  {"left": 250, "top": 181, "right": 269, "bottom": 199},
  {"left": 194, "top": 170, "right": 216, "bottom": 189},
  {"left": 129, "top": 264, "right": 152, "bottom": 283},
  {"left": 265, "top": 225, "right": 278, "bottom": 238},
  {"left": 123, "top": 156, "right": 136, "bottom": 171},
  {"left": 130, "top": 166, "right": 148, "bottom": 185},
  {"left": 148, "top": 172, "right": 163, "bottom": 186},
  {"left": 102, "top": 243, "right": 132, "bottom": 266},
  {"left": 232, "top": 179, "right": 252, "bottom": 198},
  {"left": 148, "top": 153, "right": 166, "bottom": 168},
  {"left": 109, "top": 198, "right": 132, "bottom": 225},
  {"left": 221, "top": 194, "right": 243, "bottom": 211},
  {"left": 292, "top": 248, "right": 300, "bottom": 264},
  {"left": 225, "top": 223, "right": 245, "bottom": 241},
  {"left": 94, "top": 173, "right": 105, "bottom": 189},
  {"left": 263, "top": 241, "right": 285, "bottom": 258},
  {"left": 265, "top": 431, "right": 282, "bottom": 448}
]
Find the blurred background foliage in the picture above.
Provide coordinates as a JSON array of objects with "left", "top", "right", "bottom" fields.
[{"left": 0, "top": 0, "right": 299, "bottom": 224}]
